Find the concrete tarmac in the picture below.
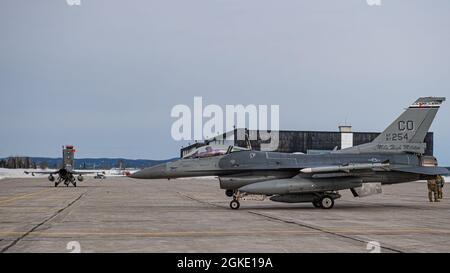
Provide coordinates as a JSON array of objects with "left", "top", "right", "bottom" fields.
[{"left": 0, "top": 177, "right": 449, "bottom": 253}]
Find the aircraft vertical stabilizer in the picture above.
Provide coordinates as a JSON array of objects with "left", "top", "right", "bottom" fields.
[
  {"left": 336, "top": 97, "right": 445, "bottom": 154},
  {"left": 63, "top": 145, "right": 75, "bottom": 170}
]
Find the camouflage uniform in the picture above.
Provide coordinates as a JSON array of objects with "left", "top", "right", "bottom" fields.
[
  {"left": 437, "top": 175, "right": 445, "bottom": 199},
  {"left": 427, "top": 178, "right": 439, "bottom": 202}
]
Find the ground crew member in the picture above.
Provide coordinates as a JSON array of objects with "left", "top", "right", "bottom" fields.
[
  {"left": 437, "top": 175, "right": 445, "bottom": 200},
  {"left": 427, "top": 178, "right": 439, "bottom": 202}
]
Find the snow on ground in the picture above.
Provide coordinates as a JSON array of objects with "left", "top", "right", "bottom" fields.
[{"left": 0, "top": 168, "right": 46, "bottom": 179}]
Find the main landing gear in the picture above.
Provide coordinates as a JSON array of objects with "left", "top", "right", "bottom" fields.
[
  {"left": 312, "top": 194, "right": 337, "bottom": 209},
  {"left": 70, "top": 176, "right": 76, "bottom": 187},
  {"left": 54, "top": 176, "right": 77, "bottom": 187},
  {"left": 318, "top": 195, "right": 334, "bottom": 209},
  {"left": 55, "top": 177, "right": 62, "bottom": 187}
]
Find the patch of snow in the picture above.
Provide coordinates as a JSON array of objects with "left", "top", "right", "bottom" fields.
[{"left": 0, "top": 168, "right": 45, "bottom": 179}]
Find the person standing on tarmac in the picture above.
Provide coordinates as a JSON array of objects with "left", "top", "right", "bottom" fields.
[
  {"left": 436, "top": 175, "right": 445, "bottom": 200},
  {"left": 427, "top": 177, "right": 440, "bottom": 202}
]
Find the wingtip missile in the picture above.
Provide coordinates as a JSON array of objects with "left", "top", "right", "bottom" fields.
[{"left": 301, "top": 168, "right": 313, "bottom": 174}]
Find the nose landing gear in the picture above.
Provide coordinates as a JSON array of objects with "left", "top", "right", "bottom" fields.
[
  {"left": 55, "top": 177, "right": 62, "bottom": 187},
  {"left": 230, "top": 200, "right": 240, "bottom": 210},
  {"left": 229, "top": 191, "right": 242, "bottom": 210},
  {"left": 228, "top": 191, "right": 266, "bottom": 210}
]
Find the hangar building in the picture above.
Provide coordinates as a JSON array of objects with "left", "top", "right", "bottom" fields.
[{"left": 180, "top": 127, "right": 434, "bottom": 158}]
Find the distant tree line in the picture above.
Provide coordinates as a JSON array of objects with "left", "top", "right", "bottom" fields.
[
  {"left": 0, "top": 157, "right": 34, "bottom": 169},
  {"left": 0, "top": 157, "right": 174, "bottom": 170},
  {"left": 0, "top": 157, "right": 50, "bottom": 169}
]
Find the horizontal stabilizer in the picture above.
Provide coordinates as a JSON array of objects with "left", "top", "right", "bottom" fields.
[{"left": 391, "top": 166, "right": 450, "bottom": 176}]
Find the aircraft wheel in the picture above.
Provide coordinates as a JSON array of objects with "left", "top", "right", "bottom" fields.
[
  {"left": 320, "top": 195, "right": 334, "bottom": 209},
  {"left": 74, "top": 182, "right": 77, "bottom": 187},
  {"left": 54, "top": 182, "right": 58, "bottom": 187},
  {"left": 225, "top": 189, "right": 234, "bottom": 197},
  {"left": 230, "top": 200, "right": 240, "bottom": 210},
  {"left": 312, "top": 201, "right": 321, "bottom": 208}
]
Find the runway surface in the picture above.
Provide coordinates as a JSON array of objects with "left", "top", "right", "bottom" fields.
[{"left": 0, "top": 177, "right": 449, "bottom": 253}]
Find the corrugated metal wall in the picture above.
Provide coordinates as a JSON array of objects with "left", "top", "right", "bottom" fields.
[
  {"left": 181, "top": 130, "right": 434, "bottom": 157},
  {"left": 240, "top": 130, "right": 434, "bottom": 155}
]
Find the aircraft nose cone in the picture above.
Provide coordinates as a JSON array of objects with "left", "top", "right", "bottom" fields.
[{"left": 129, "top": 164, "right": 167, "bottom": 179}]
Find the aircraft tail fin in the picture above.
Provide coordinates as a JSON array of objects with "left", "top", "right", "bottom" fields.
[
  {"left": 336, "top": 97, "right": 445, "bottom": 154},
  {"left": 373, "top": 97, "right": 445, "bottom": 144},
  {"left": 62, "top": 145, "right": 75, "bottom": 169}
]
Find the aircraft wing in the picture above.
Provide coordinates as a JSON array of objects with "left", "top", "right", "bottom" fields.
[
  {"left": 24, "top": 170, "right": 59, "bottom": 175},
  {"left": 71, "top": 170, "right": 105, "bottom": 175},
  {"left": 390, "top": 166, "right": 450, "bottom": 176}
]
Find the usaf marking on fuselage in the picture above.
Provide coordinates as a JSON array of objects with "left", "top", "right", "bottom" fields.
[{"left": 131, "top": 97, "right": 449, "bottom": 210}]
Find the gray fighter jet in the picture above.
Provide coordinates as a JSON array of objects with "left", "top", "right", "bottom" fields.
[
  {"left": 25, "top": 145, "right": 100, "bottom": 187},
  {"left": 130, "top": 97, "right": 449, "bottom": 209}
]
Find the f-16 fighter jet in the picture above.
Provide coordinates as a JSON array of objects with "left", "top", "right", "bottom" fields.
[
  {"left": 130, "top": 97, "right": 449, "bottom": 209},
  {"left": 25, "top": 145, "right": 100, "bottom": 187}
]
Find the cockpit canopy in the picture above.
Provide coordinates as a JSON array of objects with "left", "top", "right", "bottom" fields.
[{"left": 182, "top": 145, "right": 250, "bottom": 159}]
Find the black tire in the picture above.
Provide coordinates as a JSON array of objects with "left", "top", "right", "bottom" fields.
[
  {"left": 54, "top": 182, "right": 58, "bottom": 187},
  {"left": 230, "top": 200, "right": 240, "bottom": 210},
  {"left": 225, "top": 189, "right": 234, "bottom": 197},
  {"left": 74, "top": 182, "right": 77, "bottom": 187},
  {"left": 319, "top": 195, "right": 334, "bottom": 209}
]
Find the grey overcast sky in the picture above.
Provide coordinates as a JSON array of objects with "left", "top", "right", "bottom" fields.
[{"left": 1, "top": 0, "right": 449, "bottom": 162}]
